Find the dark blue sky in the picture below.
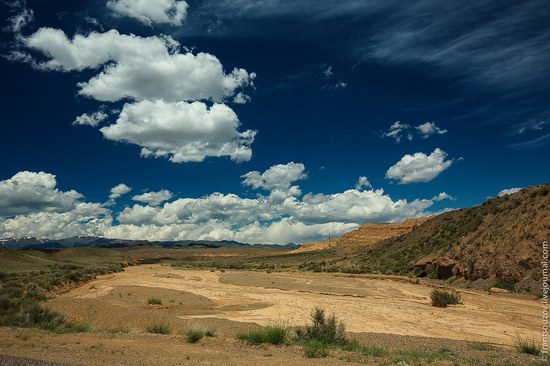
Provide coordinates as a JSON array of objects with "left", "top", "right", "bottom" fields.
[{"left": 0, "top": 0, "right": 548, "bottom": 242}]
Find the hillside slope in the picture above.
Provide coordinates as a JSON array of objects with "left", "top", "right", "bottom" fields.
[
  {"left": 295, "top": 218, "right": 428, "bottom": 253},
  {"left": 326, "top": 184, "right": 549, "bottom": 289}
]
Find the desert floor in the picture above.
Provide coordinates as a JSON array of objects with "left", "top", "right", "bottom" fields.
[{"left": 0, "top": 265, "right": 543, "bottom": 365}]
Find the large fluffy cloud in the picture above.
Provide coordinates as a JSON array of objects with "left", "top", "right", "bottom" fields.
[
  {"left": 25, "top": 28, "right": 171, "bottom": 71},
  {"left": 242, "top": 162, "right": 307, "bottom": 191},
  {"left": 100, "top": 100, "right": 256, "bottom": 163},
  {"left": 0, "top": 203, "right": 111, "bottom": 239},
  {"left": 0, "top": 165, "right": 454, "bottom": 243},
  {"left": 107, "top": 0, "right": 188, "bottom": 26},
  {"left": 24, "top": 28, "right": 255, "bottom": 103},
  {"left": 0, "top": 171, "right": 82, "bottom": 217},
  {"left": 385, "top": 148, "right": 454, "bottom": 184},
  {"left": 17, "top": 27, "right": 256, "bottom": 164}
]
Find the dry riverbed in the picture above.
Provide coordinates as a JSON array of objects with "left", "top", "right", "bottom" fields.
[{"left": 0, "top": 265, "right": 543, "bottom": 365}]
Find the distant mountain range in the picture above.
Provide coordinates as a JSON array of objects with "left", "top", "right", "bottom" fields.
[{"left": 0, "top": 236, "right": 299, "bottom": 250}]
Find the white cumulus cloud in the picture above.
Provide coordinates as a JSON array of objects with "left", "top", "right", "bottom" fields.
[
  {"left": 100, "top": 100, "right": 256, "bottom": 163},
  {"left": 385, "top": 148, "right": 454, "bottom": 184},
  {"left": 24, "top": 28, "right": 255, "bottom": 103},
  {"left": 109, "top": 183, "right": 132, "bottom": 200},
  {"left": 0, "top": 171, "right": 82, "bottom": 217},
  {"left": 132, "top": 190, "right": 173, "bottom": 206},
  {"left": 0, "top": 165, "right": 454, "bottom": 243},
  {"left": 107, "top": 0, "right": 188, "bottom": 26},
  {"left": 19, "top": 27, "right": 257, "bottom": 164},
  {"left": 242, "top": 162, "right": 307, "bottom": 191},
  {"left": 0, "top": 203, "right": 111, "bottom": 239}
]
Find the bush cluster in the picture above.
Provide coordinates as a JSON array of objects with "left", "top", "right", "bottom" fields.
[{"left": 430, "top": 289, "right": 462, "bottom": 307}]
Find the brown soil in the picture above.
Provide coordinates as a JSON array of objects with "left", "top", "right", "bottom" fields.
[
  {"left": 46, "top": 265, "right": 538, "bottom": 344},
  {"left": 0, "top": 265, "right": 542, "bottom": 365}
]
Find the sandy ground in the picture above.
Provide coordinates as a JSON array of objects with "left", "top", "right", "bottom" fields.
[
  {"left": 48, "top": 265, "right": 539, "bottom": 345},
  {"left": 0, "top": 265, "right": 544, "bottom": 365}
]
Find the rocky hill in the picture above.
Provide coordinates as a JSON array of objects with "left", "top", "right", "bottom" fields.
[
  {"left": 302, "top": 184, "right": 550, "bottom": 291},
  {"left": 294, "top": 218, "right": 428, "bottom": 253},
  {"left": 312, "top": 184, "right": 549, "bottom": 292}
]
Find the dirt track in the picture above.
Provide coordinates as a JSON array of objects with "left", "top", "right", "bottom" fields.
[{"left": 48, "top": 265, "right": 539, "bottom": 345}]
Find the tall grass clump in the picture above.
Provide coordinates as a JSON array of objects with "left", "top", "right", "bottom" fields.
[
  {"left": 514, "top": 335, "right": 541, "bottom": 356},
  {"left": 430, "top": 289, "right": 462, "bottom": 308},
  {"left": 296, "top": 307, "right": 347, "bottom": 345},
  {"left": 185, "top": 328, "right": 205, "bottom": 343},
  {"left": 184, "top": 324, "right": 216, "bottom": 343},
  {"left": 146, "top": 321, "right": 171, "bottom": 334},
  {"left": 237, "top": 324, "right": 288, "bottom": 345}
]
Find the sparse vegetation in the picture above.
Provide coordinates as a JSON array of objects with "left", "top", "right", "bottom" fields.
[
  {"left": 70, "top": 322, "right": 92, "bottom": 333},
  {"left": 184, "top": 325, "right": 216, "bottom": 343},
  {"left": 514, "top": 335, "right": 541, "bottom": 356},
  {"left": 237, "top": 324, "right": 288, "bottom": 345},
  {"left": 296, "top": 307, "right": 347, "bottom": 345},
  {"left": 303, "top": 340, "right": 329, "bottom": 358},
  {"left": 185, "top": 328, "right": 205, "bottom": 343},
  {"left": 430, "top": 289, "right": 462, "bottom": 307},
  {"left": 494, "top": 278, "right": 517, "bottom": 292},
  {"left": 468, "top": 340, "right": 496, "bottom": 351},
  {"left": 147, "top": 297, "right": 162, "bottom": 305},
  {"left": 205, "top": 329, "right": 216, "bottom": 337},
  {"left": 146, "top": 321, "right": 171, "bottom": 334},
  {"left": 0, "top": 251, "right": 125, "bottom": 333},
  {"left": 394, "top": 347, "right": 455, "bottom": 363}
]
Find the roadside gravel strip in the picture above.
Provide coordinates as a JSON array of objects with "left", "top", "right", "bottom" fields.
[{"left": 0, "top": 356, "right": 72, "bottom": 366}]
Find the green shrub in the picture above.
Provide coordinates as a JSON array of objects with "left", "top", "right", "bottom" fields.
[
  {"left": 147, "top": 297, "right": 162, "bottom": 305},
  {"left": 494, "top": 278, "right": 516, "bottom": 292},
  {"left": 430, "top": 289, "right": 462, "bottom": 307},
  {"left": 514, "top": 335, "right": 541, "bottom": 356},
  {"left": 237, "top": 324, "right": 288, "bottom": 345},
  {"left": 185, "top": 328, "right": 205, "bottom": 343},
  {"left": 296, "top": 307, "right": 347, "bottom": 345},
  {"left": 205, "top": 329, "right": 216, "bottom": 337},
  {"left": 303, "top": 340, "right": 329, "bottom": 358},
  {"left": 69, "top": 322, "right": 91, "bottom": 333},
  {"left": 146, "top": 321, "right": 171, "bottom": 334}
]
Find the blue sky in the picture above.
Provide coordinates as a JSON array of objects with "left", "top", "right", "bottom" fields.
[{"left": 0, "top": 0, "right": 548, "bottom": 243}]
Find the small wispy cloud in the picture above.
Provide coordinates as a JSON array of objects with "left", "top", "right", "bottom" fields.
[
  {"left": 194, "top": 0, "right": 550, "bottom": 92},
  {"left": 382, "top": 121, "right": 447, "bottom": 142},
  {"left": 507, "top": 114, "right": 550, "bottom": 149},
  {"left": 3, "top": 0, "right": 33, "bottom": 34},
  {"left": 509, "top": 133, "right": 550, "bottom": 150}
]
